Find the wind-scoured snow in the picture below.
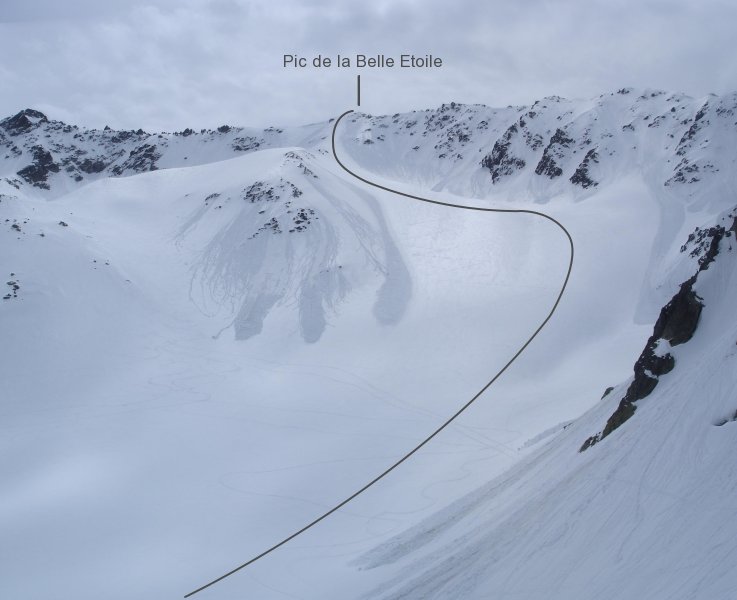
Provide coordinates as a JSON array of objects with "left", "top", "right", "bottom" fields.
[{"left": 1, "top": 89, "right": 736, "bottom": 600}]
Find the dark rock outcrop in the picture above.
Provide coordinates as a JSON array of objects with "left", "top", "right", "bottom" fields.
[
  {"left": 675, "top": 102, "right": 709, "bottom": 157},
  {"left": 1, "top": 109, "right": 48, "bottom": 136},
  {"left": 570, "top": 148, "right": 599, "bottom": 188},
  {"left": 582, "top": 281, "right": 700, "bottom": 450},
  {"left": 232, "top": 136, "right": 263, "bottom": 152},
  {"left": 111, "top": 144, "right": 161, "bottom": 176},
  {"left": 581, "top": 211, "right": 736, "bottom": 451},
  {"left": 535, "top": 128, "right": 574, "bottom": 179},
  {"left": 288, "top": 208, "right": 316, "bottom": 233},
  {"left": 77, "top": 157, "right": 109, "bottom": 174},
  {"left": 481, "top": 124, "right": 526, "bottom": 184},
  {"left": 242, "top": 179, "right": 301, "bottom": 203},
  {"left": 17, "top": 145, "right": 60, "bottom": 189}
]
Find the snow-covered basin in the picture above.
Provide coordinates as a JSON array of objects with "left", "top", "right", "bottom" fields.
[{"left": 2, "top": 146, "right": 658, "bottom": 599}]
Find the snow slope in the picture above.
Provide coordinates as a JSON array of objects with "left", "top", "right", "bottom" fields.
[
  {"left": 357, "top": 209, "right": 737, "bottom": 600},
  {"left": 1, "top": 89, "right": 736, "bottom": 599}
]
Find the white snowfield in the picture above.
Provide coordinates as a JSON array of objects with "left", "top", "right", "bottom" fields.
[{"left": 1, "top": 89, "right": 736, "bottom": 600}]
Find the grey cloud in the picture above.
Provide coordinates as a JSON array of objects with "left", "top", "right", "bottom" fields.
[
  {"left": 0, "top": 0, "right": 181, "bottom": 22},
  {"left": 0, "top": 0, "right": 734, "bottom": 130}
]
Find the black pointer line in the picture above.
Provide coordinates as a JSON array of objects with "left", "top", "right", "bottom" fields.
[{"left": 184, "top": 109, "right": 575, "bottom": 598}]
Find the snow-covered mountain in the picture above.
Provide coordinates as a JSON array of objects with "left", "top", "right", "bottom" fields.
[
  {"left": 1, "top": 89, "right": 736, "bottom": 600},
  {"left": 5, "top": 88, "right": 737, "bottom": 199}
]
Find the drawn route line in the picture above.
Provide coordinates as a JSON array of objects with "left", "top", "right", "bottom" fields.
[{"left": 184, "top": 108, "right": 575, "bottom": 598}]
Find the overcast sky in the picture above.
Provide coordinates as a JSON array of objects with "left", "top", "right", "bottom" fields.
[{"left": 1, "top": 0, "right": 735, "bottom": 131}]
